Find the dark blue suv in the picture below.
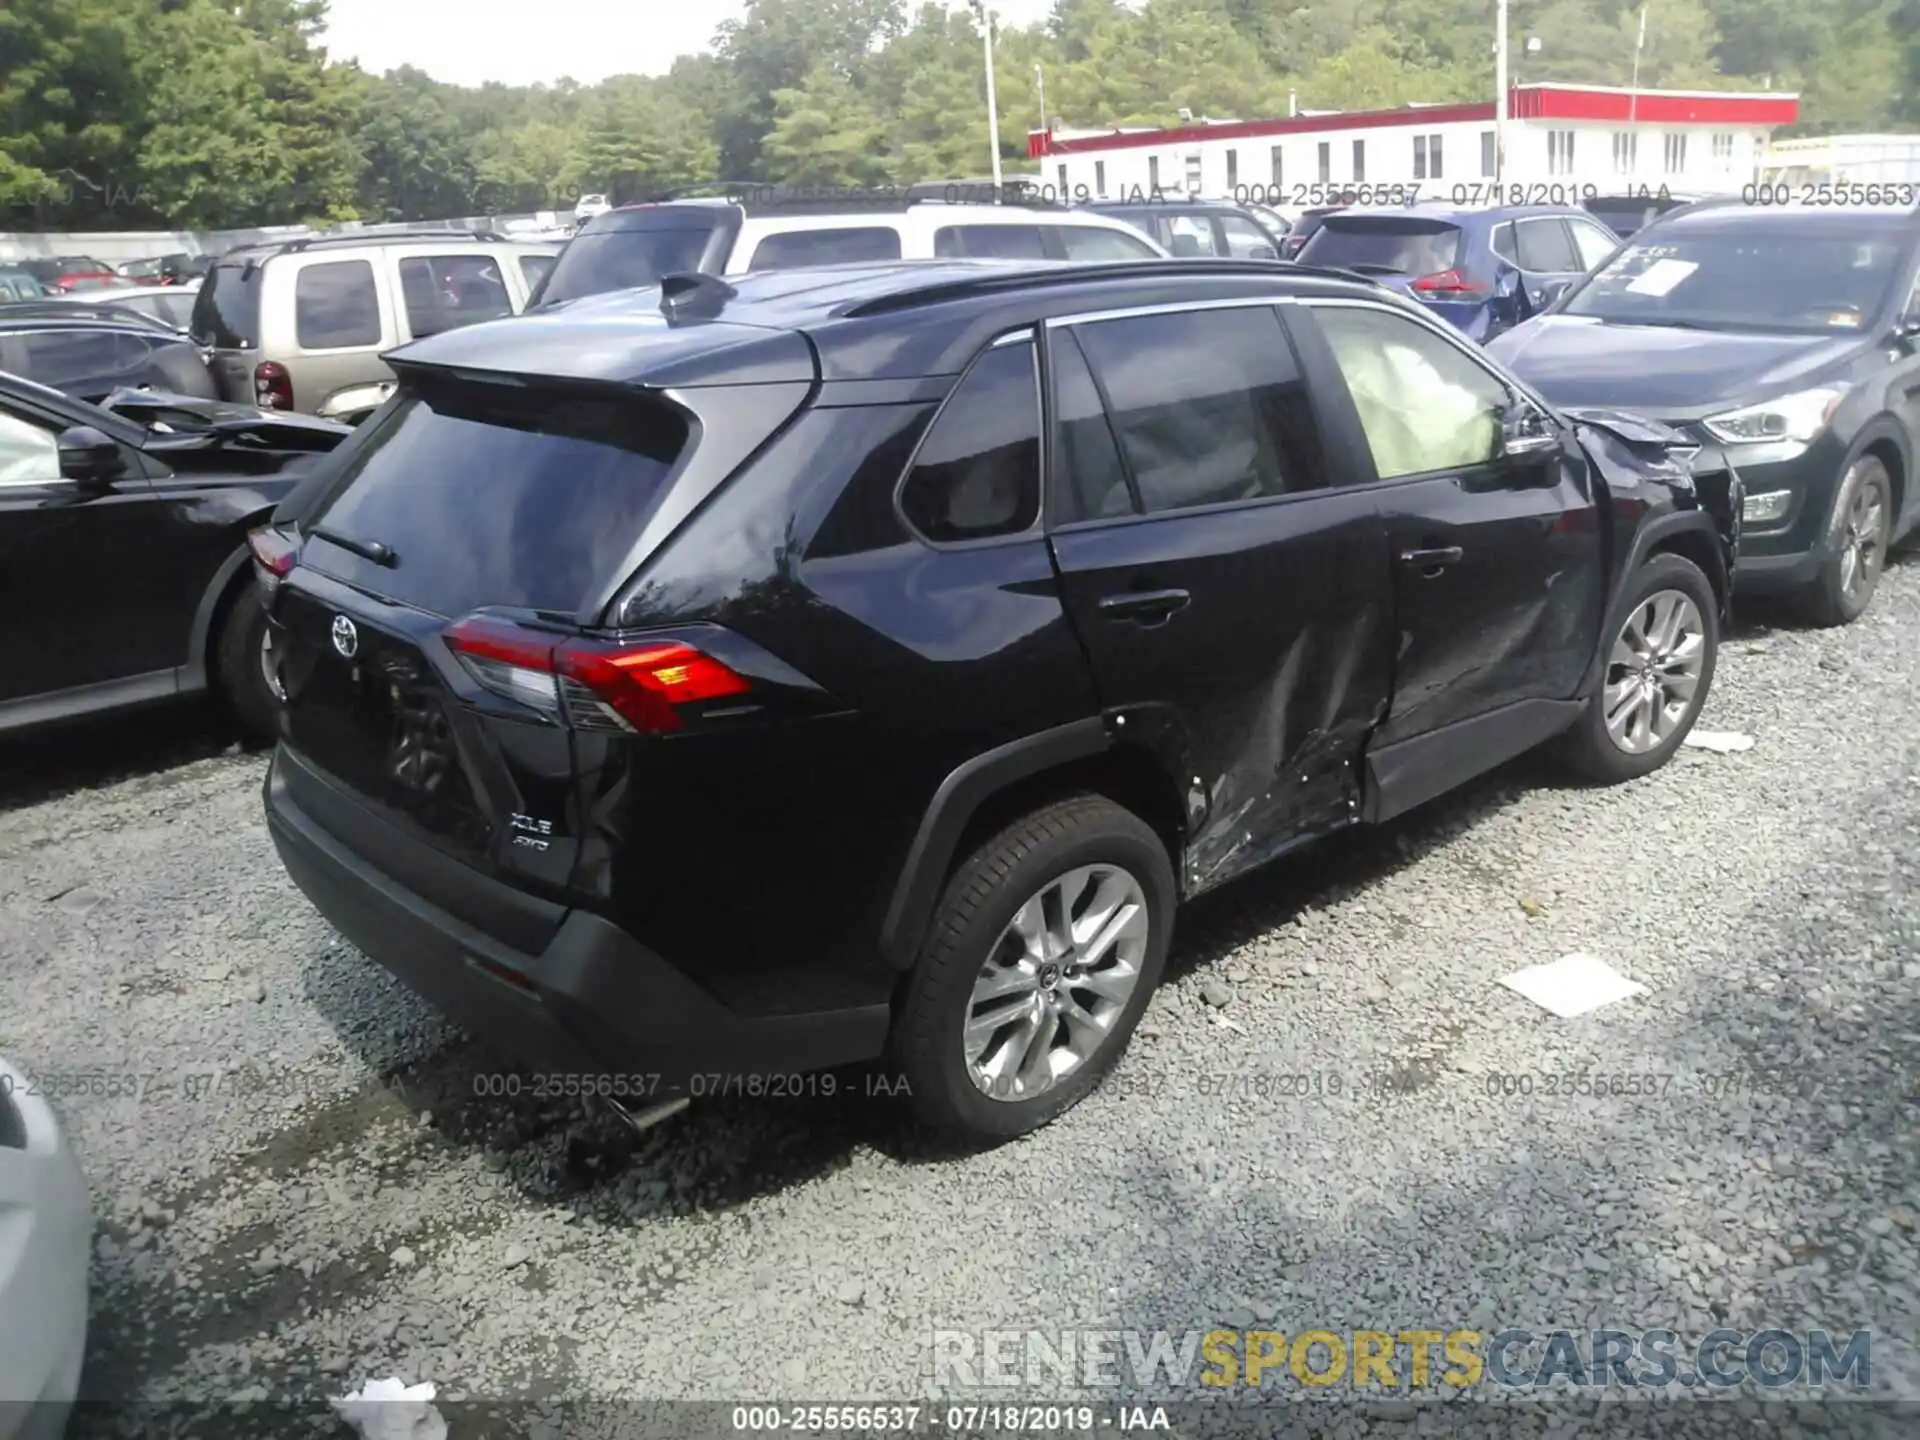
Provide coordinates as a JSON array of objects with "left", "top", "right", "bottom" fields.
[{"left": 1296, "top": 201, "right": 1623, "bottom": 341}]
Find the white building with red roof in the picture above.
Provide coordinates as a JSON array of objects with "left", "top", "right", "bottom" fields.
[{"left": 1027, "top": 83, "right": 1800, "bottom": 207}]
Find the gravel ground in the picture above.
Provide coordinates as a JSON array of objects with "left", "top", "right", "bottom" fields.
[{"left": 3, "top": 560, "right": 1918, "bottom": 1439}]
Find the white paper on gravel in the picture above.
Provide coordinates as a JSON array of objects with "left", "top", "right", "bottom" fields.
[
  {"left": 1682, "top": 730, "right": 1756, "bottom": 754},
  {"left": 1499, "top": 953, "right": 1648, "bottom": 1018},
  {"left": 330, "top": 1378, "right": 447, "bottom": 1440}
]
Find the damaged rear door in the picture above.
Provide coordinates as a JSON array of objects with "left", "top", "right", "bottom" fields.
[
  {"left": 1042, "top": 301, "right": 1395, "bottom": 898},
  {"left": 1293, "top": 298, "right": 1605, "bottom": 752}
]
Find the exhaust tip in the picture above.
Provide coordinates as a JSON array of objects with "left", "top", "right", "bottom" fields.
[{"left": 599, "top": 1093, "right": 690, "bottom": 1135}]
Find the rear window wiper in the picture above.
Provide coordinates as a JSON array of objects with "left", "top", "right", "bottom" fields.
[{"left": 312, "top": 526, "right": 396, "bottom": 567}]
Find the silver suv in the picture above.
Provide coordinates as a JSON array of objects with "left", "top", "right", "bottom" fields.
[{"left": 190, "top": 230, "right": 560, "bottom": 422}]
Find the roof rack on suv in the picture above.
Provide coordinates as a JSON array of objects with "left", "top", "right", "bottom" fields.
[
  {"left": 841, "top": 257, "right": 1382, "bottom": 318},
  {"left": 282, "top": 228, "right": 511, "bottom": 252},
  {"left": 630, "top": 180, "right": 1066, "bottom": 214}
]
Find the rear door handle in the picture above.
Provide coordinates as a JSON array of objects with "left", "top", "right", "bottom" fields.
[
  {"left": 1097, "top": 587, "right": 1191, "bottom": 622},
  {"left": 1400, "top": 546, "right": 1464, "bottom": 576}
]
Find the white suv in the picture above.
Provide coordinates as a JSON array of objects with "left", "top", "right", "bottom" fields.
[{"left": 529, "top": 192, "right": 1170, "bottom": 306}]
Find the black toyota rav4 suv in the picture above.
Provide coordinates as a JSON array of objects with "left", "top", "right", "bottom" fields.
[{"left": 259, "top": 258, "right": 1737, "bottom": 1141}]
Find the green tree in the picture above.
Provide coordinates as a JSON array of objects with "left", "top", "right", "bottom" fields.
[{"left": 760, "top": 64, "right": 893, "bottom": 184}]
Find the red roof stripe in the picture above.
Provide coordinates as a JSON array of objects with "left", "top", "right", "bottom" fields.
[{"left": 1028, "top": 86, "right": 1799, "bottom": 158}]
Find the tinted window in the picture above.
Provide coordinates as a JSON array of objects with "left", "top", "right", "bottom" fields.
[
  {"left": 20, "top": 330, "right": 119, "bottom": 387},
  {"left": 0, "top": 407, "right": 59, "bottom": 486},
  {"left": 192, "top": 261, "right": 263, "bottom": 347},
  {"left": 295, "top": 260, "right": 381, "bottom": 349},
  {"left": 1567, "top": 220, "right": 1618, "bottom": 269},
  {"left": 747, "top": 227, "right": 902, "bottom": 271},
  {"left": 1312, "top": 305, "right": 1507, "bottom": 480},
  {"left": 1218, "top": 214, "right": 1278, "bottom": 257},
  {"left": 1298, "top": 219, "right": 1461, "bottom": 275},
  {"left": 1050, "top": 331, "right": 1135, "bottom": 524},
  {"left": 1162, "top": 215, "right": 1222, "bottom": 257},
  {"left": 536, "top": 225, "right": 713, "bottom": 304},
  {"left": 520, "top": 254, "right": 556, "bottom": 292},
  {"left": 1561, "top": 222, "right": 1908, "bottom": 333},
  {"left": 1073, "top": 307, "right": 1322, "bottom": 513},
  {"left": 898, "top": 340, "right": 1040, "bottom": 543},
  {"left": 398, "top": 254, "right": 514, "bottom": 338},
  {"left": 1058, "top": 226, "right": 1159, "bottom": 261},
  {"left": 934, "top": 225, "right": 1048, "bottom": 260},
  {"left": 1513, "top": 218, "right": 1579, "bottom": 272},
  {"left": 304, "top": 382, "right": 689, "bottom": 617}
]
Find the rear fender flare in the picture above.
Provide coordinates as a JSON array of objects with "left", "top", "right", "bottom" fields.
[{"left": 878, "top": 718, "right": 1112, "bottom": 969}]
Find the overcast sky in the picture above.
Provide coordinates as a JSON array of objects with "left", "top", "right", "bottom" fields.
[{"left": 321, "top": 0, "right": 1058, "bottom": 88}]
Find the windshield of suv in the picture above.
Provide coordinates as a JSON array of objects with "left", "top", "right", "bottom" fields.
[
  {"left": 1561, "top": 224, "right": 1909, "bottom": 333},
  {"left": 533, "top": 222, "right": 715, "bottom": 305},
  {"left": 1297, "top": 217, "right": 1462, "bottom": 274}
]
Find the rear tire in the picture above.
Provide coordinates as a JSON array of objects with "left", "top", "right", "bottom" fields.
[
  {"left": 213, "top": 580, "right": 279, "bottom": 745},
  {"left": 892, "top": 794, "right": 1175, "bottom": 1142},
  {"left": 1798, "top": 455, "right": 1891, "bottom": 627},
  {"left": 1560, "top": 552, "right": 1718, "bottom": 784}
]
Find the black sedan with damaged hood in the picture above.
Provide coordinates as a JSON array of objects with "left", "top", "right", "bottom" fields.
[{"left": 0, "top": 377, "right": 350, "bottom": 740}]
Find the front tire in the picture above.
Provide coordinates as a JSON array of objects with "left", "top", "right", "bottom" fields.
[
  {"left": 892, "top": 794, "right": 1175, "bottom": 1142},
  {"left": 213, "top": 580, "right": 280, "bottom": 744},
  {"left": 1561, "top": 552, "right": 1718, "bottom": 784},
  {"left": 1799, "top": 455, "right": 1892, "bottom": 627}
]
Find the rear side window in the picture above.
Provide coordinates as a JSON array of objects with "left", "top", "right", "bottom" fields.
[
  {"left": 21, "top": 330, "right": 119, "bottom": 387},
  {"left": 1299, "top": 219, "right": 1461, "bottom": 275},
  {"left": 398, "top": 254, "right": 513, "bottom": 337},
  {"left": 1050, "top": 332, "right": 1134, "bottom": 524},
  {"left": 536, "top": 224, "right": 714, "bottom": 304},
  {"left": 1513, "top": 218, "right": 1579, "bottom": 272},
  {"left": 192, "top": 261, "right": 263, "bottom": 347},
  {"left": 1162, "top": 215, "right": 1223, "bottom": 256},
  {"left": 1071, "top": 307, "right": 1323, "bottom": 513},
  {"left": 304, "top": 382, "right": 689, "bottom": 617},
  {"left": 898, "top": 340, "right": 1040, "bottom": 543},
  {"left": 295, "top": 260, "right": 381, "bottom": 349},
  {"left": 747, "top": 227, "right": 902, "bottom": 270},
  {"left": 934, "top": 225, "right": 1048, "bottom": 259},
  {"left": 1567, "top": 219, "right": 1618, "bottom": 269},
  {"left": 1058, "top": 226, "right": 1159, "bottom": 261},
  {"left": 520, "top": 254, "right": 556, "bottom": 292}
]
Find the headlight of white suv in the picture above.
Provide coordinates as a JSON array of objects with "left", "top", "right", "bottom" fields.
[{"left": 1702, "top": 387, "right": 1846, "bottom": 445}]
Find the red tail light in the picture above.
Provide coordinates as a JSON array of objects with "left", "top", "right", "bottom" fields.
[
  {"left": 248, "top": 525, "right": 299, "bottom": 578},
  {"left": 444, "top": 616, "right": 751, "bottom": 734},
  {"left": 254, "top": 361, "right": 293, "bottom": 409},
  {"left": 1411, "top": 268, "right": 1487, "bottom": 297}
]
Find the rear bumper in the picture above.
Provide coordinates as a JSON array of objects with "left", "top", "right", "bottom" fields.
[
  {"left": 0, "top": 1059, "right": 90, "bottom": 1440},
  {"left": 263, "top": 745, "right": 892, "bottom": 1090}
]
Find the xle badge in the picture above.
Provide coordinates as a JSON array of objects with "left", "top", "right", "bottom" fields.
[{"left": 510, "top": 813, "right": 554, "bottom": 851}]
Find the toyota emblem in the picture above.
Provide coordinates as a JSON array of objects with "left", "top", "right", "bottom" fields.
[{"left": 331, "top": 615, "right": 359, "bottom": 659}]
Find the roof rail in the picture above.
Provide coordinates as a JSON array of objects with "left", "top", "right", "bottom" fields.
[
  {"left": 632, "top": 179, "right": 1065, "bottom": 213},
  {"left": 281, "top": 228, "right": 511, "bottom": 252},
  {"left": 840, "top": 257, "right": 1381, "bottom": 318}
]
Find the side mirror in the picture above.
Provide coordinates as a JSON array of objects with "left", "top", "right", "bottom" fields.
[
  {"left": 1895, "top": 313, "right": 1920, "bottom": 348},
  {"left": 56, "top": 425, "right": 125, "bottom": 482},
  {"left": 1499, "top": 402, "right": 1561, "bottom": 460},
  {"left": 1537, "top": 279, "right": 1574, "bottom": 308},
  {"left": 1247, "top": 244, "right": 1279, "bottom": 260}
]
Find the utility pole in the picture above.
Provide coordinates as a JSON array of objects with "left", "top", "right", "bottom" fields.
[
  {"left": 1495, "top": 0, "right": 1509, "bottom": 186},
  {"left": 969, "top": 0, "right": 1004, "bottom": 194},
  {"left": 1629, "top": 4, "right": 1647, "bottom": 130},
  {"left": 1037, "top": 63, "right": 1047, "bottom": 137}
]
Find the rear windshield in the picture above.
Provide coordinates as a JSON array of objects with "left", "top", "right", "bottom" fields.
[
  {"left": 535, "top": 224, "right": 716, "bottom": 305},
  {"left": 192, "top": 261, "right": 264, "bottom": 348},
  {"left": 1297, "top": 218, "right": 1462, "bottom": 274},
  {"left": 302, "top": 379, "right": 689, "bottom": 618}
]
